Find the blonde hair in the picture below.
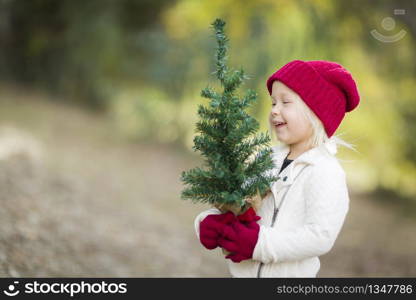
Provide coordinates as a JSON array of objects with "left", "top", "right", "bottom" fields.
[{"left": 267, "top": 95, "right": 358, "bottom": 156}]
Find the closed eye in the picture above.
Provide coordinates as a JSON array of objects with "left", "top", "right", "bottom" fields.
[
  {"left": 271, "top": 101, "right": 290, "bottom": 106},
  {"left": 272, "top": 102, "right": 289, "bottom": 106}
]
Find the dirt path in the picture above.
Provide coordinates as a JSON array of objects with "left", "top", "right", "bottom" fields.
[{"left": 0, "top": 87, "right": 414, "bottom": 277}]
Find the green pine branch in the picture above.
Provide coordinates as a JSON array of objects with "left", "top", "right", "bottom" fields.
[{"left": 180, "top": 18, "right": 277, "bottom": 212}]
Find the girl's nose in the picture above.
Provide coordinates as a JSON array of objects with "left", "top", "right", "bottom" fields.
[{"left": 271, "top": 106, "right": 281, "bottom": 116}]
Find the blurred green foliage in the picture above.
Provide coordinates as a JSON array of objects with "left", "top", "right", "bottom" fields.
[
  {"left": 109, "top": 86, "right": 179, "bottom": 143},
  {"left": 1, "top": 0, "right": 416, "bottom": 201},
  {"left": 0, "top": 0, "right": 172, "bottom": 107}
]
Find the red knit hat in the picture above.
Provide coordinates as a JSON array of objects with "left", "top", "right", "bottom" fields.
[{"left": 266, "top": 60, "right": 360, "bottom": 137}]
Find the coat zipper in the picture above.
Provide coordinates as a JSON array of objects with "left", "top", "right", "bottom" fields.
[{"left": 256, "top": 165, "right": 310, "bottom": 278}]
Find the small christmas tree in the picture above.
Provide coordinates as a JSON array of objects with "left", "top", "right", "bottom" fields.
[{"left": 180, "top": 18, "right": 277, "bottom": 215}]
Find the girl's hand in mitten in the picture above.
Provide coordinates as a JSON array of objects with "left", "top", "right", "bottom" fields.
[
  {"left": 199, "top": 212, "right": 235, "bottom": 250},
  {"left": 237, "top": 207, "right": 261, "bottom": 223},
  {"left": 218, "top": 210, "right": 260, "bottom": 262}
]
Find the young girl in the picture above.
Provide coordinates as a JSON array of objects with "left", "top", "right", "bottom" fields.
[{"left": 194, "top": 60, "right": 360, "bottom": 277}]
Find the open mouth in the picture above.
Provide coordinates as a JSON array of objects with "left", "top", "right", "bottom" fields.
[{"left": 274, "top": 122, "right": 287, "bottom": 128}]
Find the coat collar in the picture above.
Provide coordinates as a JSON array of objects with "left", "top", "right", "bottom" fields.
[{"left": 270, "top": 138, "right": 338, "bottom": 187}]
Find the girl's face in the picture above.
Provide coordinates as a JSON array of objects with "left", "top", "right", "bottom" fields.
[{"left": 269, "top": 81, "right": 313, "bottom": 149}]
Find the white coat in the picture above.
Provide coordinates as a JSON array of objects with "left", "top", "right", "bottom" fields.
[{"left": 194, "top": 137, "right": 350, "bottom": 277}]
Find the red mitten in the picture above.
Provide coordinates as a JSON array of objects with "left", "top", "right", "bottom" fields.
[
  {"left": 237, "top": 207, "right": 261, "bottom": 223},
  {"left": 218, "top": 212, "right": 260, "bottom": 262},
  {"left": 199, "top": 212, "right": 235, "bottom": 250}
]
